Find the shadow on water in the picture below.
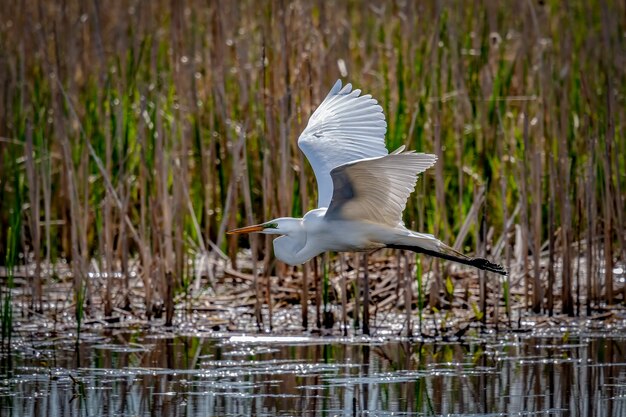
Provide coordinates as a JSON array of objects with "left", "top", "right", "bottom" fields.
[{"left": 0, "top": 332, "right": 625, "bottom": 416}]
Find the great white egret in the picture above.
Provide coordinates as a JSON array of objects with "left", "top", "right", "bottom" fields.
[{"left": 228, "top": 80, "right": 506, "bottom": 275}]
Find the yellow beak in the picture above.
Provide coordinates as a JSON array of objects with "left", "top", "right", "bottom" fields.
[{"left": 226, "top": 224, "right": 265, "bottom": 235}]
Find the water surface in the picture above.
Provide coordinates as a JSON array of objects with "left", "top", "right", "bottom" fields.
[{"left": 1, "top": 331, "right": 625, "bottom": 416}]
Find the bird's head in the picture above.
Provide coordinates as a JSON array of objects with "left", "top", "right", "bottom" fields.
[
  {"left": 228, "top": 217, "right": 309, "bottom": 265},
  {"left": 227, "top": 217, "right": 301, "bottom": 236}
]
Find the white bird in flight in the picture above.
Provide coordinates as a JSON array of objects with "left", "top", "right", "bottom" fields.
[{"left": 228, "top": 80, "right": 506, "bottom": 275}]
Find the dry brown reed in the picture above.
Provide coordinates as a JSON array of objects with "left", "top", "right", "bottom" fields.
[{"left": 0, "top": 1, "right": 624, "bottom": 333}]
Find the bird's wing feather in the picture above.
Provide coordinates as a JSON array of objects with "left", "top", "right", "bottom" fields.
[
  {"left": 325, "top": 152, "right": 437, "bottom": 227},
  {"left": 298, "top": 80, "right": 388, "bottom": 208}
]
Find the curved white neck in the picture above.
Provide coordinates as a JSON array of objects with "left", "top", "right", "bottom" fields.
[
  {"left": 272, "top": 234, "right": 313, "bottom": 265},
  {"left": 266, "top": 212, "right": 326, "bottom": 265}
]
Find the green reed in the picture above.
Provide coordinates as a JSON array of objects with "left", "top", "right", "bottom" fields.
[
  {"left": 1, "top": 174, "right": 20, "bottom": 351},
  {"left": 0, "top": 0, "right": 624, "bottom": 328}
]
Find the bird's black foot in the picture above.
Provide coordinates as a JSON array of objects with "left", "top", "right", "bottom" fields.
[{"left": 470, "top": 257, "right": 507, "bottom": 275}]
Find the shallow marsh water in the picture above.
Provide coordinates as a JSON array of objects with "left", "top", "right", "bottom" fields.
[{"left": 1, "top": 331, "right": 625, "bottom": 416}]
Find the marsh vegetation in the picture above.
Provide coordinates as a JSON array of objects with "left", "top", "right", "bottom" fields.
[{"left": 0, "top": 1, "right": 625, "bottom": 338}]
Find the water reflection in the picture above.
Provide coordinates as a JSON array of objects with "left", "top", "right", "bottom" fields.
[{"left": 1, "top": 332, "right": 625, "bottom": 416}]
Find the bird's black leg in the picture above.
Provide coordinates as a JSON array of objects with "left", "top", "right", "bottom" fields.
[{"left": 386, "top": 244, "right": 507, "bottom": 276}]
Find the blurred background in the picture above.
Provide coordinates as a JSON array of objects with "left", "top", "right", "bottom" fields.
[{"left": 0, "top": 1, "right": 624, "bottom": 329}]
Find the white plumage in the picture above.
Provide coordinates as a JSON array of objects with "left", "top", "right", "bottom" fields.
[
  {"left": 298, "top": 80, "right": 388, "bottom": 208},
  {"left": 326, "top": 152, "right": 437, "bottom": 227},
  {"left": 228, "top": 80, "right": 506, "bottom": 275}
]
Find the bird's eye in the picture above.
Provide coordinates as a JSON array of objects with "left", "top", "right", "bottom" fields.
[{"left": 264, "top": 222, "right": 278, "bottom": 229}]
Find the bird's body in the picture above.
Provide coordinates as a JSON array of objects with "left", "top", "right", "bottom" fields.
[
  {"left": 270, "top": 209, "right": 441, "bottom": 265},
  {"left": 272, "top": 213, "right": 386, "bottom": 265},
  {"left": 228, "top": 80, "right": 506, "bottom": 275}
]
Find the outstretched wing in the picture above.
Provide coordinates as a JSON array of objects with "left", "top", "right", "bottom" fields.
[
  {"left": 325, "top": 152, "right": 437, "bottom": 227},
  {"left": 298, "top": 80, "right": 388, "bottom": 208}
]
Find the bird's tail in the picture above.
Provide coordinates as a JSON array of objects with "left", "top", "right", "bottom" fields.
[{"left": 387, "top": 232, "right": 507, "bottom": 275}]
